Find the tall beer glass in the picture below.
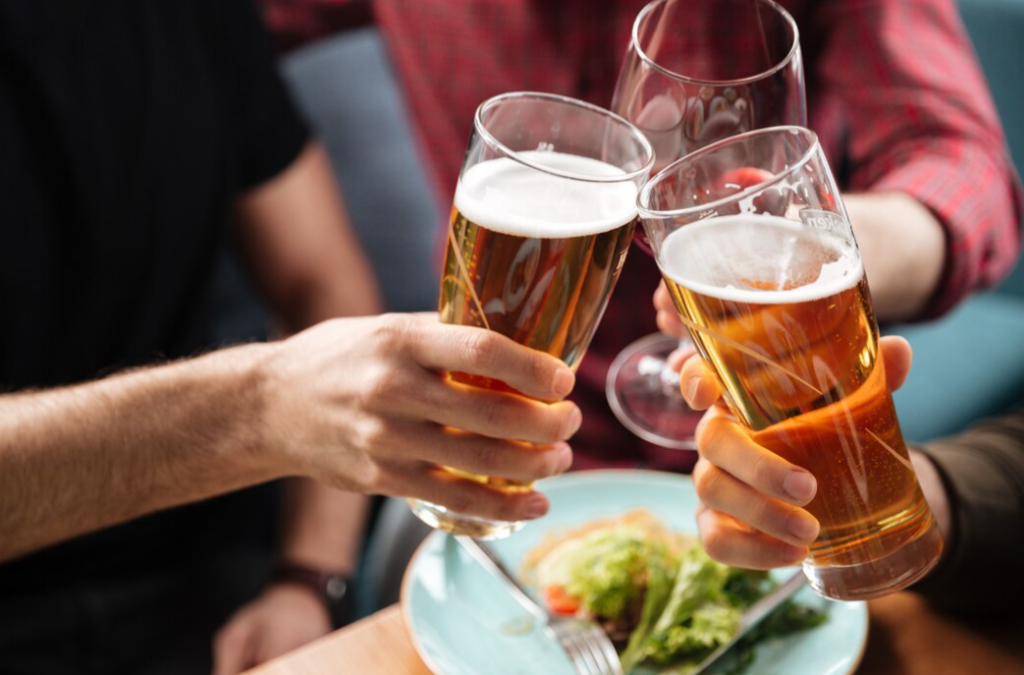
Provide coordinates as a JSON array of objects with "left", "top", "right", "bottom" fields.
[
  {"left": 607, "top": 0, "right": 806, "bottom": 449},
  {"left": 408, "top": 92, "right": 655, "bottom": 539},
  {"left": 639, "top": 126, "right": 943, "bottom": 600}
]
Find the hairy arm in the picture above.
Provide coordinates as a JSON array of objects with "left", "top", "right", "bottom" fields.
[
  {"left": 0, "top": 343, "right": 274, "bottom": 564},
  {"left": 0, "top": 315, "right": 581, "bottom": 568}
]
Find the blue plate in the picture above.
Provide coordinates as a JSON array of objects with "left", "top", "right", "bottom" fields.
[{"left": 401, "top": 470, "right": 868, "bottom": 675}]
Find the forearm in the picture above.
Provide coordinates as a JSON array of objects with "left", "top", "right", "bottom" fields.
[
  {"left": 845, "top": 192, "right": 946, "bottom": 322},
  {"left": 237, "top": 142, "right": 383, "bottom": 333},
  {"left": 822, "top": 0, "right": 1021, "bottom": 320},
  {"left": 280, "top": 480, "right": 370, "bottom": 576},
  {"left": 0, "top": 344, "right": 278, "bottom": 563}
]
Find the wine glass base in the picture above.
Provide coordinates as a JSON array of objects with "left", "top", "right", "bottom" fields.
[
  {"left": 407, "top": 499, "right": 523, "bottom": 540},
  {"left": 606, "top": 332, "right": 703, "bottom": 450}
]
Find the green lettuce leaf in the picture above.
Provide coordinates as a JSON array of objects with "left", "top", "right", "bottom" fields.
[{"left": 561, "top": 527, "right": 665, "bottom": 619}]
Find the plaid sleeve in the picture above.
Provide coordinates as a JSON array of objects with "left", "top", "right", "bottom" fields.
[
  {"left": 816, "top": 0, "right": 1022, "bottom": 319},
  {"left": 258, "top": 0, "right": 373, "bottom": 54}
]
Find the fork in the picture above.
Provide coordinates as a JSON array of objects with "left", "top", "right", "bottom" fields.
[{"left": 455, "top": 535, "right": 624, "bottom": 675}]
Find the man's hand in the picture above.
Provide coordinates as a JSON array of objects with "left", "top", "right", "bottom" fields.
[
  {"left": 679, "top": 336, "right": 915, "bottom": 569},
  {"left": 255, "top": 313, "right": 580, "bottom": 523},
  {"left": 0, "top": 312, "right": 579, "bottom": 562},
  {"left": 212, "top": 584, "right": 331, "bottom": 675}
]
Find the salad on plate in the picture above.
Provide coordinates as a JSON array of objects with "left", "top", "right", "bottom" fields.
[{"left": 520, "top": 510, "right": 827, "bottom": 674}]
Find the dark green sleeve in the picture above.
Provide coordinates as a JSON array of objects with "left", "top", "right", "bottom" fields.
[{"left": 912, "top": 407, "right": 1024, "bottom": 614}]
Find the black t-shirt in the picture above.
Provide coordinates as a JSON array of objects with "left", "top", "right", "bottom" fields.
[{"left": 0, "top": 0, "right": 308, "bottom": 595}]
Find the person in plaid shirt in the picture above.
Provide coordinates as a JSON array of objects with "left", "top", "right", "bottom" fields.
[{"left": 262, "top": 0, "right": 1020, "bottom": 476}]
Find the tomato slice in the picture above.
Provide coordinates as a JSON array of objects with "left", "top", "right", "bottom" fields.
[{"left": 543, "top": 585, "right": 582, "bottom": 615}]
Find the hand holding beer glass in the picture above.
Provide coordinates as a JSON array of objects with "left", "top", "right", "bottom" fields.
[
  {"left": 638, "top": 126, "right": 943, "bottom": 600},
  {"left": 408, "top": 92, "right": 655, "bottom": 539}
]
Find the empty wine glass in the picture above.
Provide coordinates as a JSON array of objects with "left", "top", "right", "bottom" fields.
[{"left": 606, "top": 0, "right": 806, "bottom": 449}]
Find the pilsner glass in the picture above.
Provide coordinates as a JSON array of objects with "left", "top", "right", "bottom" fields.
[
  {"left": 606, "top": 0, "right": 806, "bottom": 449},
  {"left": 638, "top": 126, "right": 943, "bottom": 600},
  {"left": 408, "top": 92, "right": 655, "bottom": 539}
]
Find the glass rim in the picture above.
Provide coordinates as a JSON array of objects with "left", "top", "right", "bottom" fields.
[
  {"left": 473, "top": 91, "right": 656, "bottom": 184},
  {"left": 637, "top": 125, "right": 820, "bottom": 219},
  {"left": 631, "top": 0, "right": 801, "bottom": 87}
]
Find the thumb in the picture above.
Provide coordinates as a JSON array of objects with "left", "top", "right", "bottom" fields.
[
  {"left": 879, "top": 335, "right": 913, "bottom": 392},
  {"left": 679, "top": 354, "right": 724, "bottom": 410}
]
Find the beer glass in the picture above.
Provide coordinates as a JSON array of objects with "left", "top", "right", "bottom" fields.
[
  {"left": 607, "top": 0, "right": 806, "bottom": 449},
  {"left": 638, "top": 126, "right": 943, "bottom": 600},
  {"left": 408, "top": 92, "right": 655, "bottom": 539}
]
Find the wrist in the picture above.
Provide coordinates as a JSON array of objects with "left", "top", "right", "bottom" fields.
[
  {"left": 271, "top": 561, "right": 357, "bottom": 626},
  {"left": 227, "top": 341, "right": 288, "bottom": 480},
  {"left": 844, "top": 192, "right": 945, "bottom": 321}
]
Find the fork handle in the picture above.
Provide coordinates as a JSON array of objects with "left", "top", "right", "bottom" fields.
[{"left": 455, "top": 535, "right": 551, "bottom": 622}]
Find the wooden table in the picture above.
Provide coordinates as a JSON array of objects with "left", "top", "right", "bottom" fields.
[{"left": 247, "top": 594, "right": 1024, "bottom": 675}]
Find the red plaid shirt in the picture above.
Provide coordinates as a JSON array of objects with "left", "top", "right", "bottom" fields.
[{"left": 263, "top": 0, "right": 1022, "bottom": 472}]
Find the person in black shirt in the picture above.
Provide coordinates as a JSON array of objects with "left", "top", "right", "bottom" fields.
[{"left": 0, "top": 2, "right": 581, "bottom": 673}]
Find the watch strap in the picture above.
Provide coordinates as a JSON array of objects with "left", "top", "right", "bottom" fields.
[{"left": 272, "top": 563, "right": 349, "bottom": 604}]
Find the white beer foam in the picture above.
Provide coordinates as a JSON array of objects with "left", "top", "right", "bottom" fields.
[
  {"left": 454, "top": 151, "right": 638, "bottom": 239},
  {"left": 659, "top": 215, "right": 864, "bottom": 304}
]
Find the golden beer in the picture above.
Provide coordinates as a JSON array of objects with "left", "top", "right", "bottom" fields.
[
  {"left": 660, "top": 215, "right": 943, "bottom": 598},
  {"left": 423, "top": 151, "right": 639, "bottom": 537}
]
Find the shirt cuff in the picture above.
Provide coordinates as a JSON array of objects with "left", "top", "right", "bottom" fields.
[
  {"left": 867, "top": 146, "right": 1022, "bottom": 321},
  {"left": 912, "top": 423, "right": 1024, "bottom": 613}
]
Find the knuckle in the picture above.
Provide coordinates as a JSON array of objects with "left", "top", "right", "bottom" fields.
[
  {"left": 524, "top": 354, "right": 550, "bottom": 390},
  {"left": 364, "top": 367, "right": 408, "bottom": 407},
  {"left": 536, "top": 448, "right": 564, "bottom": 479},
  {"left": 371, "top": 462, "right": 412, "bottom": 498},
  {"left": 512, "top": 446, "right": 556, "bottom": 481},
  {"left": 775, "top": 538, "right": 801, "bottom": 564},
  {"left": 471, "top": 442, "right": 504, "bottom": 475},
  {"left": 442, "top": 488, "right": 476, "bottom": 515},
  {"left": 357, "top": 417, "right": 393, "bottom": 452},
  {"left": 694, "top": 464, "right": 726, "bottom": 502},
  {"left": 700, "top": 524, "right": 730, "bottom": 562},
  {"left": 748, "top": 496, "right": 777, "bottom": 531},
  {"left": 692, "top": 459, "right": 709, "bottom": 488},
  {"left": 371, "top": 314, "right": 407, "bottom": 348},
  {"left": 696, "top": 417, "right": 727, "bottom": 458},
  {"left": 656, "top": 312, "right": 672, "bottom": 334},
  {"left": 354, "top": 457, "right": 384, "bottom": 491},
  {"left": 748, "top": 453, "right": 779, "bottom": 491},
  {"left": 459, "top": 330, "right": 501, "bottom": 369},
  {"left": 539, "top": 408, "right": 568, "bottom": 443},
  {"left": 480, "top": 398, "right": 516, "bottom": 433}
]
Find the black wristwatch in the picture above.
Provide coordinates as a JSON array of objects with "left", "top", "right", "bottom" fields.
[{"left": 272, "top": 563, "right": 357, "bottom": 627}]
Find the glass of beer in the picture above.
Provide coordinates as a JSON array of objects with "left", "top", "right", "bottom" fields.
[
  {"left": 408, "top": 92, "right": 655, "bottom": 539},
  {"left": 606, "top": 0, "right": 806, "bottom": 449},
  {"left": 638, "top": 126, "right": 943, "bottom": 600}
]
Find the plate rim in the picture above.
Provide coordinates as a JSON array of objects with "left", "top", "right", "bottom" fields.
[{"left": 399, "top": 469, "right": 870, "bottom": 675}]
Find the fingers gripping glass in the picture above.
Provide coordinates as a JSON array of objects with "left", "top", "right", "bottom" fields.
[
  {"left": 408, "top": 92, "right": 655, "bottom": 539},
  {"left": 638, "top": 126, "right": 943, "bottom": 601},
  {"left": 606, "top": 0, "right": 806, "bottom": 449}
]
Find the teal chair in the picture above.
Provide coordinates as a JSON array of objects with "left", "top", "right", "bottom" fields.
[{"left": 890, "top": 0, "right": 1024, "bottom": 442}]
